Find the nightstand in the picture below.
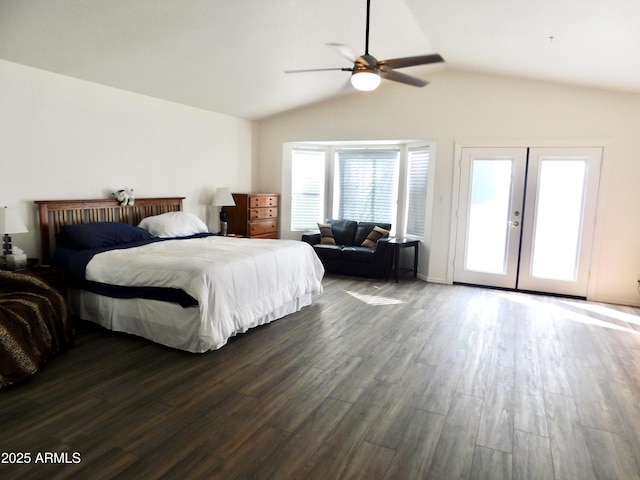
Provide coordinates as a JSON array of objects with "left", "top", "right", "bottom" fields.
[{"left": 17, "top": 266, "right": 67, "bottom": 294}]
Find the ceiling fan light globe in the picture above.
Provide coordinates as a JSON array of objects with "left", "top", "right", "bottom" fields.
[{"left": 350, "top": 70, "right": 381, "bottom": 91}]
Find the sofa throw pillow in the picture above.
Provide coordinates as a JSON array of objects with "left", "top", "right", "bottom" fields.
[
  {"left": 361, "top": 225, "right": 390, "bottom": 248},
  {"left": 318, "top": 223, "right": 336, "bottom": 245}
]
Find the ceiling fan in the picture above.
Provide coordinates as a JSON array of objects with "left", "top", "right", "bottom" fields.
[{"left": 285, "top": 0, "right": 445, "bottom": 91}]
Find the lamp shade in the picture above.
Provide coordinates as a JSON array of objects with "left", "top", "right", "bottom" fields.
[
  {"left": 213, "top": 188, "right": 236, "bottom": 207},
  {"left": 0, "top": 207, "right": 28, "bottom": 234}
]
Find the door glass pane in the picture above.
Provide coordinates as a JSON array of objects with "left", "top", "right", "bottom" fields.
[
  {"left": 465, "top": 159, "right": 513, "bottom": 274},
  {"left": 530, "top": 159, "right": 586, "bottom": 280}
]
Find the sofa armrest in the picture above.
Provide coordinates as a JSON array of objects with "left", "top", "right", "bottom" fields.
[
  {"left": 301, "top": 232, "right": 321, "bottom": 245},
  {"left": 376, "top": 237, "right": 391, "bottom": 247},
  {"left": 373, "top": 237, "right": 393, "bottom": 278}
]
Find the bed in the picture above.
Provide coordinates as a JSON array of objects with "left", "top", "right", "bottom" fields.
[
  {"left": 35, "top": 197, "right": 324, "bottom": 353},
  {"left": 0, "top": 270, "right": 74, "bottom": 387}
]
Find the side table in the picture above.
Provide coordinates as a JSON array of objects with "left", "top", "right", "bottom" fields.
[
  {"left": 15, "top": 266, "right": 67, "bottom": 295},
  {"left": 386, "top": 238, "right": 420, "bottom": 282}
]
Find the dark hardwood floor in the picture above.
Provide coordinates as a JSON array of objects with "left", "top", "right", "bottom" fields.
[{"left": 2, "top": 275, "right": 640, "bottom": 479}]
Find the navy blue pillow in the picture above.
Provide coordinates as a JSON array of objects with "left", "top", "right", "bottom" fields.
[{"left": 60, "top": 222, "right": 153, "bottom": 250}]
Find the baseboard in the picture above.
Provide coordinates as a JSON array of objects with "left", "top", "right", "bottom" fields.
[
  {"left": 426, "top": 275, "right": 450, "bottom": 284},
  {"left": 586, "top": 294, "right": 640, "bottom": 308}
]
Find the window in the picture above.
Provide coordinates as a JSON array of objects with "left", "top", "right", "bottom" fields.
[
  {"left": 287, "top": 141, "right": 434, "bottom": 239},
  {"left": 334, "top": 148, "right": 400, "bottom": 224},
  {"left": 406, "top": 146, "right": 430, "bottom": 237},
  {"left": 291, "top": 148, "right": 325, "bottom": 230}
]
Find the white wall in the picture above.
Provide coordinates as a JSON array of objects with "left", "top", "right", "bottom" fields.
[
  {"left": 256, "top": 68, "right": 640, "bottom": 306},
  {"left": 0, "top": 60, "right": 256, "bottom": 259}
]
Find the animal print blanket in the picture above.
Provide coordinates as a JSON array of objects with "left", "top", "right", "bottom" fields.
[{"left": 0, "top": 270, "right": 74, "bottom": 387}]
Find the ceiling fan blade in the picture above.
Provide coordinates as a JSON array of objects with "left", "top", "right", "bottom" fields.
[
  {"left": 380, "top": 53, "right": 444, "bottom": 70},
  {"left": 326, "top": 43, "right": 364, "bottom": 64},
  {"left": 379, "top": 68, "right": 428, "bottom": 87},
  {"left": 285, "top": 67, "right": 351, "bottom": 74}
]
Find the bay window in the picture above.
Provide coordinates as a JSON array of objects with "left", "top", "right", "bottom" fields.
[
  {"left": 291, "top": 148, "right": 325, "bottom": 231},
  {"left": 289, "top": 141, "right": 433, "bottom": 239},
  {"left": 334, "top": 148, "right": 400, "bottom": 225}
]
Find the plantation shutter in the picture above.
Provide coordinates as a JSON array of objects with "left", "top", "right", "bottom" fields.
[
  {"left": 336, "top": 149, "right": 399, "bottom": 223},
  {"left": 291, "top": 148, "right": 325, "bottom": 230},
  {"left": 406, "top": 146, "right": 430, "bottom": 237}
]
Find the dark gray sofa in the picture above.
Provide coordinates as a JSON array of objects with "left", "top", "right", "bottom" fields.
[{"left": 302, "top": 219, "right": 391, "bottom": 278}]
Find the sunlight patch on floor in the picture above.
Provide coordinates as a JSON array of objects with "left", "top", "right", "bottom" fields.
[
  {"left": 492, "top": 291, "right": 640, "bottom": 335},
  {"left": 559, "top": 300, "right": 640, "bottom": 327},
  {"left": 345, "top": 290, "right": 404, "bottom": 306}
]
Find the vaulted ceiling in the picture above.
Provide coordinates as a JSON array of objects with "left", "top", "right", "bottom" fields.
[{"left": 1, "top": 0, "right": 639, "bottom": 120}]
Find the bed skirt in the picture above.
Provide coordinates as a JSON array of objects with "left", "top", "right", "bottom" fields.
[{"left": 68, "top": 287, "right": 313, "bottom": 353}]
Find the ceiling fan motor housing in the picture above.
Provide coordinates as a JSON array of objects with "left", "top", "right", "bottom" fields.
[{"left": 356, "top": 54, "right": 378, "bottom": 68}]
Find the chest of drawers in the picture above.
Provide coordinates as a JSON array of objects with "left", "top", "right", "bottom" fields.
[{"left": 226, "top": 193, "right": 279, "bottom": 238}]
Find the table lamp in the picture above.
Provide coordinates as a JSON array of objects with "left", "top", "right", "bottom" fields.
[
  {"left": 213, "top": 188, "right": 236, "bottom": 236},
  {"left": 1, "top": 206, "right": 28, "bottom": 269}
]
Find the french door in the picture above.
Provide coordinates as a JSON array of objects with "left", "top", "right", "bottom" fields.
[{"left": 453, "top": 146, "right": 602, "bottom": 297}]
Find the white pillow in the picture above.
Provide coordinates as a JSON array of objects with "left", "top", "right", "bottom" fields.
[{"left": 138, "top": 211, "right": 209, "bottom": 238}]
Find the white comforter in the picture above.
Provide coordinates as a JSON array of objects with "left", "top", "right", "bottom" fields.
[{"left": 85, "top": 236, "right": 324, "bottom": 351}]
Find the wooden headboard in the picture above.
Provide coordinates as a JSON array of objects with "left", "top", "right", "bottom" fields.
[{"left": 35, "top": 197, "right": 185, "bottom": 262}]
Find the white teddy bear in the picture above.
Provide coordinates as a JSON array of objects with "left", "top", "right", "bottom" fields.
[{"left": 112, "top": 187, "right": 135, "bottom": 206}]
